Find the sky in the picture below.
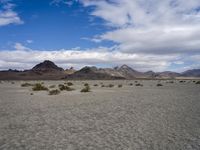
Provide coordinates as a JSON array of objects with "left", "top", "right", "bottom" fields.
[{"left": 0, "top": 0, "right": 200, "bottom": 72}]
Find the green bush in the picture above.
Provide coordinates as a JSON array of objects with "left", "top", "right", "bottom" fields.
[
  {"left": 21, "top": 83, "right": 33, "bottom": 87},
  {"left": 32, "top": 83, "right": 48, "bottom": 91},
  {"left": 81, "top": 85, "right": 90, "bottom": 92},
  {"left": 49, "top": 89, "right": 60, "bottom": 95}
]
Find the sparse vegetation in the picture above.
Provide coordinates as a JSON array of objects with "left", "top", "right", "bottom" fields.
[
  {"left": 84, "top": 83, "right": 89, "bottom": 86},
  {"left": 11, "top": 82, "right": 15, "bottom": 84},
  {"left": 81, "top": 84, "right": 90, "bottom": 92},
  {"left": 66, "top": 82, "right": 73, "bottom": 86},
  {"left": 129, "top": 83, "right": 133, "bottom": 86},
  {"left": 32, "top": 83, "right": 48, "bottom": 91},
  {"left": 101, "top": 84, "right": 105, "bottom": 87},
  {"left": 118, "top": 84, "right": 123, "bottom": 88},
  {"left": 58, "top": 84, "right": 74, "bottom": 91},
  {"left": 196, "top": 81, "right": 200, "bottom": 84},
  {"left": 157, "top": 83, "right": 163, "bottom": 86},
  {"left": 21, "top": 83, "right": 33, "bottom": 87},
  {"left": 30, "top": 93, "right": 33, "bottom": 95},
  {"left": 107, "top": 84, "right": 114, "bottom": 88},
  {"left": 49, "top": 89, "right": 60, "bottom": 95},
  {"left": 93, "top": 84, "right": 98, "bottom": 86},
  {"left": 135, "top": 83, "right": 143, "bottom": 86},
  {"left": 179, "top": 80, "right": 186, "bottom": 83}
]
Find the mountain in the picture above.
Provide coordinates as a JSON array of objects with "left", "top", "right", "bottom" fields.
[
  {"left": 64, "top": 66, "right": 125, "bottom": 80},
  {"left": 32, "top": 60, "right": 64, "bottom": 72},
  {"left": 0, "top": 60, "right": 200, "bottom": 80},
  {"left": 182, "top": 69, "right": 200, "bottom": 77},
  {"left": 158, "top": 71, "right": 181, "bottom": 78},
  {"left": 115, "top": 64, "right": 145, "bottom": 79}
]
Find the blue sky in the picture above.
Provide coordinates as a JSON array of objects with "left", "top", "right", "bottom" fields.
[
  {"left": 0, "top": 0, "right": 200, "bottom": 72},
  {"left": 0, "top": 0, "right": 112, "bottom": 50}
]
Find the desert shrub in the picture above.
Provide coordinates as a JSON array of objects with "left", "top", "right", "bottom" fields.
[
  {"left": 135, "top": 81, "right": 138, "bottom": 83},
  {"left": 58, "top": 84, "right": 74, "bottom": 91},
  {"left": 108, "top": 84, "right": 114, "bottom": 88},
  {"left": 193, "top": 80, "right": 196, "bottom": 83},
  {"left": 135, "top": 83, "right": 143, "bottom": 86},
  {"left": 81, "top": 85, "right": 90, "bottom": 92},
  {"left": 101, "top": 84, "right": 105, "bottom": 87},
  {"left": 84, "top": 83, "right": 89, "bottom": 86},
  {"left": 118, "top": 84, "right": 123, "bottom": 88},
  {"left": 179, "top": 80, "right": 185, "bottom": 83},
  {"left": 30, "top": 93, "right": 33, "bottom": 95},
  {"left": 93, "top": 84, "right": 98, "bottom": 86},
  {"left": 21, "top": 83, "right": 33, "bottom": 87},
  {"left": 169, "top": 81, "right": 174, "bottom": 83},
  {"left": 129, "top": 83, "right": 133, "bottom": 86},
  {"left": 157, "top": 83, "right": 163, "bottom": 86},
  {"left": 11, "top": 81, "right": 15, "bottom": 84},
  {"left": 196, "top": 81, "right": 200, "bottom": 84},
  {"left": 49, "top": 85, "right": 56, "bottom": 88},
  {"left": 32, "top": 83, "right": 48, "bottom": 91},
  {"left": 49, "top": 89, "right": 60, "bottom": 95},
  {"left": 66, "top": 82, "right": 73, "bottom": 86}
]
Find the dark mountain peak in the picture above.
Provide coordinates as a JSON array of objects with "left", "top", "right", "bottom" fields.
[
  {"left": 120, "top": 64, "right": 132, "bottom": 70},
  {"left": 79, "top": 66, "right": 98, "bottom": 73},
  {"left": 32, "top": 60, "right": 64, "bottom": 72}
]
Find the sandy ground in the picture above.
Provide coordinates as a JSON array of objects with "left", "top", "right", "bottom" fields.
[{"left": 0, "top": 80, "right": 200, "bottom": 150}]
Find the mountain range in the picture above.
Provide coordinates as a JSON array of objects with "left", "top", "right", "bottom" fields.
[{"left": 0, "top": 60, "right": 200, "bottom": 80}]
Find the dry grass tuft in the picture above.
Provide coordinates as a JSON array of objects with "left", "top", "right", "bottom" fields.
[
  {"left": 81, "top": 84, "right": 90, "bottom": 92},
  {"left": 21, "top": 83, "right": 33, "bottom": 87},
  {"left": 58, "top": 84, "right": 74, "bottom": 91},
  {"left": 49, "top": 89, "right": 60, "bottom": 95},
  {"left": 157, "top": 83, "right": 163, "bottom": 86},
  {"left": 118, "top": 84, "right": 123, "bottom": 88},
  {"left": 32, "top": 83, "right": 48, "bottom": 91},
  {"left": 135, "top": 83, "right": 143, "bottom": 87}
]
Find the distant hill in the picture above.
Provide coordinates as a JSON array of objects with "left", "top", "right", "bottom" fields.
[
  {"left": 0, "top": 60, "right": 200, "bottom": 80},
  {"left": 64, "top": 66, "right": 125, "bottom": 80},
  {"left": 32, "top": 60, "right": 64, "bottom": 72},
  {"left": 182, "top": 69, "right": 200, "bottom": 77}
]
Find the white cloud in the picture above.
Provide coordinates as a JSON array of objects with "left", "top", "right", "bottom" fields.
[
  {"left": 14, "top": 43, "right": 30, "bottom": 51},
  {"left": 79, "top": 0, "right": 200, "bottom": 55},
  {"left": 0, "top": 46, "right": 180, "bottom": 71},
  {"left": 0, "top": 0, "right": 23, "bottom": 26}
]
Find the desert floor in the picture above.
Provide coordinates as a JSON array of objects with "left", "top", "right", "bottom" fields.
[{"left": 0, "top": 80, "right": 200, "bottom": 150}]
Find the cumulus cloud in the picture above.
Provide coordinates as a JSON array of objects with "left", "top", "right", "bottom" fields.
[
  {"left": 0, "top": 0, "right": 23, "bottom": 26},
  {"left": 0, "top": 45, "right": 180, "bottom": 71},
  {"left": 79, "top": 0, "right": 200, "bottom": 55}
]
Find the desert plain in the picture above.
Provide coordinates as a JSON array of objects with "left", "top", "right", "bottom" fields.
[{"left": 0, "top": 80, "right": 200, "bottom": 150}]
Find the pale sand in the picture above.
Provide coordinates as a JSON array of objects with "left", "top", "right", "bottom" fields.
[{"left": 0, "top": 80, "right": 200, "bottom": 150}]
